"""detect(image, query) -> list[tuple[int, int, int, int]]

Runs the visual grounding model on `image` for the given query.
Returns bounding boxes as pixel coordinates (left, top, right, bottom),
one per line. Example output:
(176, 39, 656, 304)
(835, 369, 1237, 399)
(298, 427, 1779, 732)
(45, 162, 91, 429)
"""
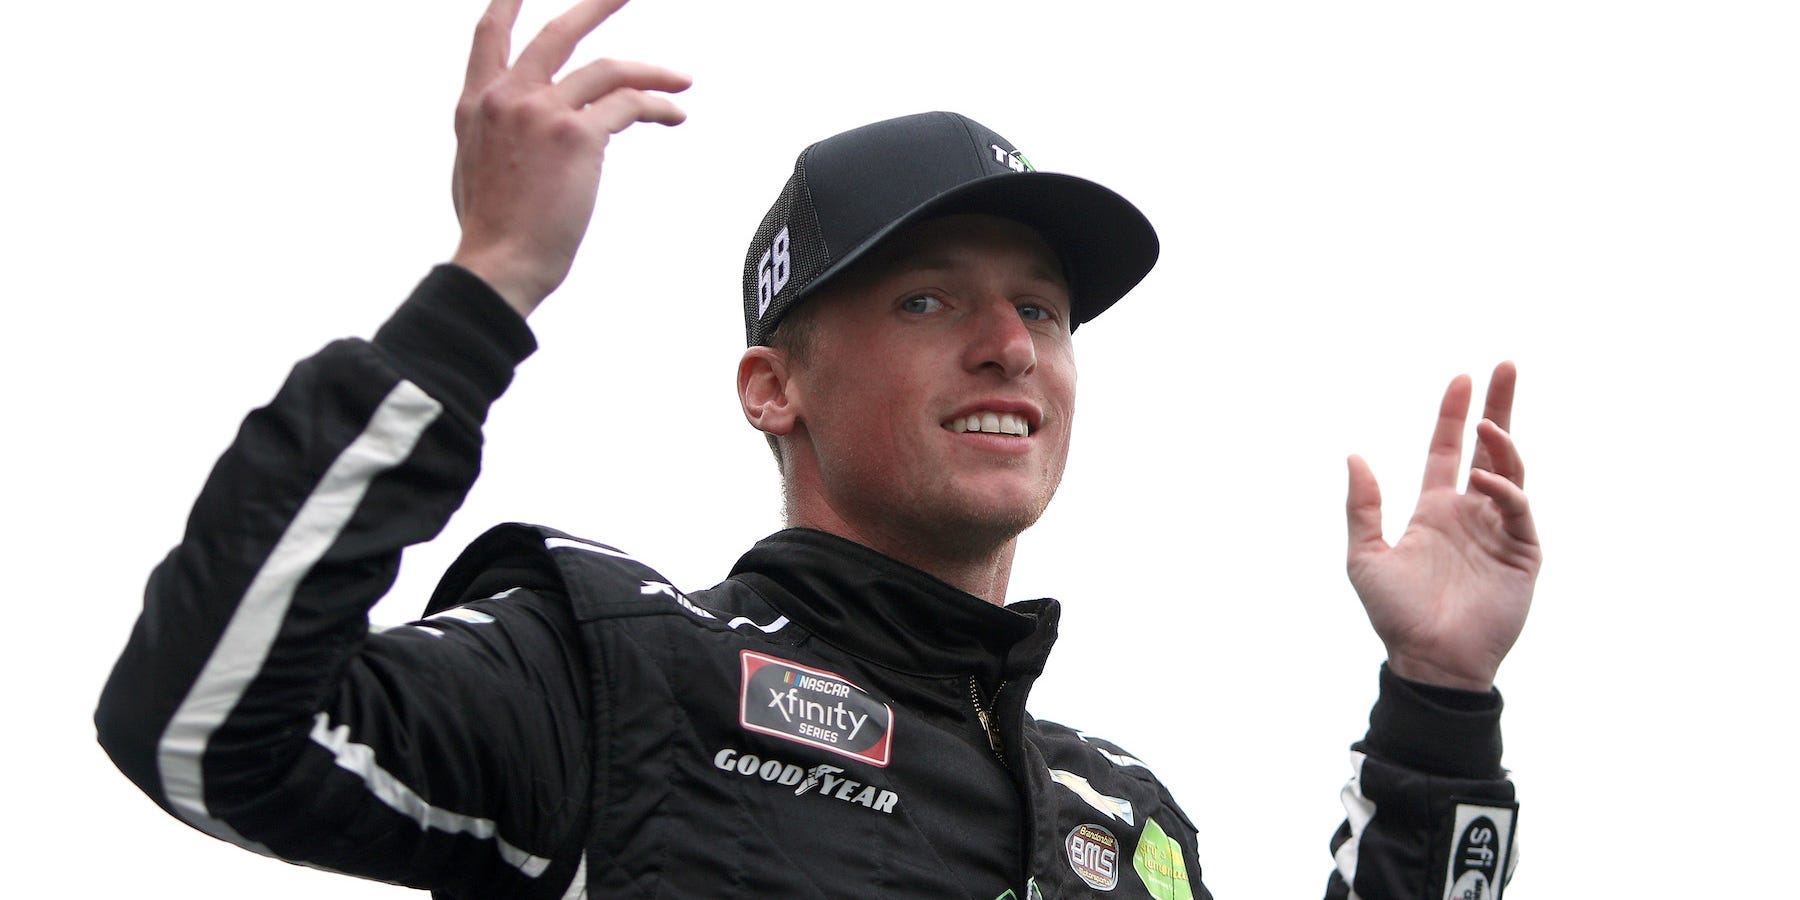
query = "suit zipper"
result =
(969, 676, 1009, 767)
(973, 675, 1033, 894)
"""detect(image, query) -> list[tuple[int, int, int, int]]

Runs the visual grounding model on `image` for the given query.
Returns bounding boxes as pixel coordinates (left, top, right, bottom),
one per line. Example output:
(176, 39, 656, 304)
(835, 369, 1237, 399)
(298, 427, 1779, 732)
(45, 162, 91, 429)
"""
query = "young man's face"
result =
(783, 213, 1077, 554)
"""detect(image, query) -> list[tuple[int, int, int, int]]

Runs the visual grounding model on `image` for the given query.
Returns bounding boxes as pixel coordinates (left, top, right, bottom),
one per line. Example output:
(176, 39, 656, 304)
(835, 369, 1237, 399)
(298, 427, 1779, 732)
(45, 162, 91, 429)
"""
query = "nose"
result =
(962, 297, 1037, 379)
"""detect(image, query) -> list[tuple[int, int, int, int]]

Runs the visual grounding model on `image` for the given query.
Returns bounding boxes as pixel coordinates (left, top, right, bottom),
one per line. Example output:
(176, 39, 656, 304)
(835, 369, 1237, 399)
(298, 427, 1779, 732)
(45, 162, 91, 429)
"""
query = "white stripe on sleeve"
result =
(544, 536, 634, 559)
(308, 712, 552, 878)
(560, 853, 588, 899)
(156, 379, 443, 853)
(1333, 749, 1375, 900)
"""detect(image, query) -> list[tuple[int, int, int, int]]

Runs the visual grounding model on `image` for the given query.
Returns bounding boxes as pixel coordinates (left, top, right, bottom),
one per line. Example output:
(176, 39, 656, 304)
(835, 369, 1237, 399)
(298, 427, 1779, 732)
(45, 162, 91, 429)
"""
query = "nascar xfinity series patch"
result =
(739, 650, 894, 766)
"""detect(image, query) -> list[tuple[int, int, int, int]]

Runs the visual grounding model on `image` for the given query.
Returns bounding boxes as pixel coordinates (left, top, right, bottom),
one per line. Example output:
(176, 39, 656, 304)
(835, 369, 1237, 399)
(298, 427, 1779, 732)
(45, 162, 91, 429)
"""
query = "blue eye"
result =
(1018, 304, 1050, 321)
(900, 295, 944, 314)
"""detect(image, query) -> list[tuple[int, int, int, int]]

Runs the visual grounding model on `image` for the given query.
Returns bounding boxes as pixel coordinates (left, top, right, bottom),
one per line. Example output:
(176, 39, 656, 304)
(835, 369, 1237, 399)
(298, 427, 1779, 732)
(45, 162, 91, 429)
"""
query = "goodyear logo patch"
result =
(711, 747, 898, 814)
(739, 651, 894, 767)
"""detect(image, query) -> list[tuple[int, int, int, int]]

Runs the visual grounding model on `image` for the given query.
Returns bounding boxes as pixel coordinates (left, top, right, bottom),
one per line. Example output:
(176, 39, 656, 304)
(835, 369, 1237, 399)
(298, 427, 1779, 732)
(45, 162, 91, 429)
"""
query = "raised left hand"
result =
(1345, 362, 1542, 692)
(450, 0, 692, 317)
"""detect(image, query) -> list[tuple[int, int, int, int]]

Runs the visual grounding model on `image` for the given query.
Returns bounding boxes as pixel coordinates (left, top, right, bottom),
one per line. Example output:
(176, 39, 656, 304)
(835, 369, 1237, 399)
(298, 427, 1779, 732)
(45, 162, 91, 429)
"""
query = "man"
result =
(96, 0, 1540, 897)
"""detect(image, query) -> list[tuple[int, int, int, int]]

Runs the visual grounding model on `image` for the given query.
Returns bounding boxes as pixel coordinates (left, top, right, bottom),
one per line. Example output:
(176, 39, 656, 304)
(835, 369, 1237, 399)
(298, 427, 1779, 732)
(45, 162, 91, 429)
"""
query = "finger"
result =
(1346, 454, 1389, 557)
(463, 0, 525, 95)
(1421, 374, 1473, 492)
(555, 57, 692, 108)
(514, 0, 631, 82)
(1469, 361, 1518, 472)
(1468, 467, 1540, 547)
(1474, 418, 1526, 487)
(580, 89, 689, 133)
(1481, 361, 1518, 432)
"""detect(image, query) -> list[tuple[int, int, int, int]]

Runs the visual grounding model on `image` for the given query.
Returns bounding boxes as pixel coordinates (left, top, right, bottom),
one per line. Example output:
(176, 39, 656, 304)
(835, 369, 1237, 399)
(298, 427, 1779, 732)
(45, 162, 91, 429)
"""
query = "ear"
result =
(738, 346, 800, 438)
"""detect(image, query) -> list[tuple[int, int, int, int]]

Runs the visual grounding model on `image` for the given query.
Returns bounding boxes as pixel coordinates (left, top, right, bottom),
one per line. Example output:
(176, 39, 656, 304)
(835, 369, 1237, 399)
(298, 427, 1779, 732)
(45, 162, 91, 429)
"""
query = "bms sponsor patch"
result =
(1132, 818, 1194, 900)
(1066, 823, 1121, 891)
(1442, 801, 1516, 900)
(739, 651, 894, 767)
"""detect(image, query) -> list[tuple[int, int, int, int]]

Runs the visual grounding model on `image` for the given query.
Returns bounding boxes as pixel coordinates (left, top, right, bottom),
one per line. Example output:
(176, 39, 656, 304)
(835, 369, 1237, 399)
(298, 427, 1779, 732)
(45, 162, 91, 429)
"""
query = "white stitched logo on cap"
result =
(991, 144, 1034, 173)
(757, 225, 792, 319)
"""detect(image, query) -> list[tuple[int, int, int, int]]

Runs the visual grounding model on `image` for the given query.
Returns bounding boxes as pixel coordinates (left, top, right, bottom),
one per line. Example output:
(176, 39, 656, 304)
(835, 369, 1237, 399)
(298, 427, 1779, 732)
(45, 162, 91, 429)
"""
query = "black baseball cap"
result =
(740, 111, 1159, 346)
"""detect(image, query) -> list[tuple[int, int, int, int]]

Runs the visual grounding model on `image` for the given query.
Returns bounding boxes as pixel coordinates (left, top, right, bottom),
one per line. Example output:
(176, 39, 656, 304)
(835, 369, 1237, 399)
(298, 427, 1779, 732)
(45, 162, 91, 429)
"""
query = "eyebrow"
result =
(890, 254, 1069, 289)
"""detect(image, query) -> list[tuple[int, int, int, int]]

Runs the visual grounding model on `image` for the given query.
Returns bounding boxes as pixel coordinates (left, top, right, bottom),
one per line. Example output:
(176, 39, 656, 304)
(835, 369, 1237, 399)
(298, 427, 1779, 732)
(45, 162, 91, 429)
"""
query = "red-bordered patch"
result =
(739, 651, 894, 767)
(1066, 823, 1121, 890)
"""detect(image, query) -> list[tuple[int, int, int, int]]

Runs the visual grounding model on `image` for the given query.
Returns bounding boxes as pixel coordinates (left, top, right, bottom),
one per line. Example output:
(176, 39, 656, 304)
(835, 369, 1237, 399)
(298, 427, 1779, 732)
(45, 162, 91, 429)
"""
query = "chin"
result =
(930, 489, 1055, 548)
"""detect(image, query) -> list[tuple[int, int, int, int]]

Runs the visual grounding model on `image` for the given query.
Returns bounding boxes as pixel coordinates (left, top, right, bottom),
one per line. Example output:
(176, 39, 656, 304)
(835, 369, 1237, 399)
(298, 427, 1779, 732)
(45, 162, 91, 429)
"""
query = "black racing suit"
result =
(96, 265, 1518, 898)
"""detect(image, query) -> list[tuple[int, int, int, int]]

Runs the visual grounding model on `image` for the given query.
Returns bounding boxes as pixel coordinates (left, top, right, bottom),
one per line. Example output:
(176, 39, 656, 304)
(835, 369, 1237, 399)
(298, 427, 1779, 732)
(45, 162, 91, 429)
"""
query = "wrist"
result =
(1384, 654, 1494, 693)
(450, 243, 551, 319)
(372, 265, 538, 428)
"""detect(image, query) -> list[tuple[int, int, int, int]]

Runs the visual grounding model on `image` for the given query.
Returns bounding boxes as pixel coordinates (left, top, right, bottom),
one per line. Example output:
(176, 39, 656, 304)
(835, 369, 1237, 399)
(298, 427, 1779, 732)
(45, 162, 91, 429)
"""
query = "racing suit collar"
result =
(730, 528, 1060, 682)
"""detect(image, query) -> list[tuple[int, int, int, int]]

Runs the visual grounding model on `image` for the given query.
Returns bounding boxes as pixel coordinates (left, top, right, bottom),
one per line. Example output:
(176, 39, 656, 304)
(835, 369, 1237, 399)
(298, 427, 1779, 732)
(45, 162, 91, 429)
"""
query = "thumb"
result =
(1346, 454, 1387, 558)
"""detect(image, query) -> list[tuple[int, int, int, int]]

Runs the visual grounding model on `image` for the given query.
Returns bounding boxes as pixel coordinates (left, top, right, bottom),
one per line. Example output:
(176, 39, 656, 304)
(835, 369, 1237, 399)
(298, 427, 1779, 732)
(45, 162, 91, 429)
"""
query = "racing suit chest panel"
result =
(430, 524, 1206, 898)
(443, 525, 1024, 897)
(586, 603, 1020, 897)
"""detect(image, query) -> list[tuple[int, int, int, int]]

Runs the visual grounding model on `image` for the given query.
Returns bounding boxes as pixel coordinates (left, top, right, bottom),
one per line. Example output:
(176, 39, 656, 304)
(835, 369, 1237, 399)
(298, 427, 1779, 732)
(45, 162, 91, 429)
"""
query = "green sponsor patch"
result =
(1133, 818, 1194, 900)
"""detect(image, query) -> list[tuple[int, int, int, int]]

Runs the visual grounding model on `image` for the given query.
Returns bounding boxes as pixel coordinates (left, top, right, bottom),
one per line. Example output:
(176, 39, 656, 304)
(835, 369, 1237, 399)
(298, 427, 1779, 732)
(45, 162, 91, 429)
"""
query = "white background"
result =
(6, 0, 1796, 896)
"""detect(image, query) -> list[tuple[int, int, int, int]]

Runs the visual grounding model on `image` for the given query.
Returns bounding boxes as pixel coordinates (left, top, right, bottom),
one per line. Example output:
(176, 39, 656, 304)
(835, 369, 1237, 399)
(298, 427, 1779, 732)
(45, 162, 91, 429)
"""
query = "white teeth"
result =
(945, 412, 1030, 437)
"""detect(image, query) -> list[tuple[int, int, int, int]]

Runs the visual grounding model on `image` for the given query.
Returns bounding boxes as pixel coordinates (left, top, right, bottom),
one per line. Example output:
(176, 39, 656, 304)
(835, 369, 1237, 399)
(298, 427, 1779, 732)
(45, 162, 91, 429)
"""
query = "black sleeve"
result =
(1324, 665, 1519, 899)
(94, 266, 591, 897)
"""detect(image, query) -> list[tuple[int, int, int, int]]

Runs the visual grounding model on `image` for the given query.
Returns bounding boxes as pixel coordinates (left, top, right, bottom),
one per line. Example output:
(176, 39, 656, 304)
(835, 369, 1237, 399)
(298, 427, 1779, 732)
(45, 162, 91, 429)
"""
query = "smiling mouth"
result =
(943, 412, 1031, 437)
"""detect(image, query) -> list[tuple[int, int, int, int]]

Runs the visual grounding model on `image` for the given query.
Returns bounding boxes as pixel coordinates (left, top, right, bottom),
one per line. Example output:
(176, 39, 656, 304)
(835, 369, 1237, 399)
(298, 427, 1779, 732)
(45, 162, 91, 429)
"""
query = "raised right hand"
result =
(450, 0, 691, 317)
(1344, 362, 1541, 692)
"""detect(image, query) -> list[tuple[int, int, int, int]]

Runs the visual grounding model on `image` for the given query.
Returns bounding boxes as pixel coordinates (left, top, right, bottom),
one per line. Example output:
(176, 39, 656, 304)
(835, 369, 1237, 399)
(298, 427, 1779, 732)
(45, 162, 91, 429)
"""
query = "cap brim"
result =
(796, 172, 1159, 330)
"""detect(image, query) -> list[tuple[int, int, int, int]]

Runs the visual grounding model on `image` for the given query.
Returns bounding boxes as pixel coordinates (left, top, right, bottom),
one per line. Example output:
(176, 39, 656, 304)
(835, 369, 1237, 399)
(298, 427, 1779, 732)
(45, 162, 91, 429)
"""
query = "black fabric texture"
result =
(1364, 663, 1506, 779)
(373, 263, 537, 431)
(731, 528, 1039, 677)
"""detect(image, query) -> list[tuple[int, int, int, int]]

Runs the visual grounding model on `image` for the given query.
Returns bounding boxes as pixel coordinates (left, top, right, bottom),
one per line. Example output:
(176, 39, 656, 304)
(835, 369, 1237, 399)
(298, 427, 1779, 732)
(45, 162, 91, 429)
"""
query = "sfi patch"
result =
(739, 651, 894, 767)
(1066, 823, 1121, 891)
(1442, 801, 1516, 900)
(1132, 818, 1194, 900)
